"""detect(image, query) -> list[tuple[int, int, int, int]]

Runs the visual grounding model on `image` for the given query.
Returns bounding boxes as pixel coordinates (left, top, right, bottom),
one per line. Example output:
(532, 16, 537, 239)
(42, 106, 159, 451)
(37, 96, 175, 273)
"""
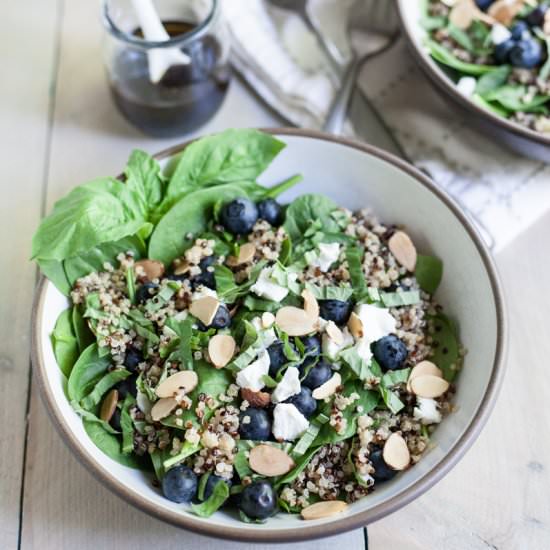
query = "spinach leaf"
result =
(283, 194, 339, 243)
(162, 129, 285, 211)
(163, 441, 201, 470)
(379, 386, 405, 414)
(191, 479, 230, 518)
(346, 245, 366, 297)
(72, 306, 95, 353)
(37, 258, 71, 295)
(426, 39, 500, 75)
(304, 282, 353, 302)
(485, 85, 550, 112)
(67, 344, 111, 402)
(31, 177, 150, 262)
(262, 174, 303, 200)
(83, 419, 145, 469)
(476, 65, 511, 97)
(150, 448, 169, 479)
(214, 261, 266, 303)
(471, 93, 511, 117)
(63, 234, 146, 287)
(71, 400, 119, 434)
(428, 313, 460, 381)
(279, 236, 292, 266)
(415, 254, 444, 294)
(51, 308, 79, 377)
(80, 368, 130, 411)
(381, 368, 410, 388)
(149, 183, 260, 266)
(120, 395, 136, 454)
(292, 413, 329, 457)
(192, 360, 232, 404)
(379, 290, 421, 308)
(340, 348, 381, 382)
(276, 445, 320, 487)
(539, 36, 550, 81)
(164, 317, 194, 369)
(447, 24, 474, 53)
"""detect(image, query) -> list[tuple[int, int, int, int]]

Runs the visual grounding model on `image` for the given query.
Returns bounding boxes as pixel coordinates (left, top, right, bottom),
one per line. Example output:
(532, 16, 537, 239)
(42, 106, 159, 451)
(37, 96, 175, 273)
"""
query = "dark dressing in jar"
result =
(109, 21, 231, 137)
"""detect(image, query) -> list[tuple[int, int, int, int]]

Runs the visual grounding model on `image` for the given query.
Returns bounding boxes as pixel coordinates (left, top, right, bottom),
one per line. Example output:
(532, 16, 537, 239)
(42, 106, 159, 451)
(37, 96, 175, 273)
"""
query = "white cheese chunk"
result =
(456, 76, 477, 98)
(271, 366, 301, 403)
(413, 397, 442, 425)
(355, 337, 373, 364)
(322, 326, 354, 359)
(355, 304, 397, 344)
(491, 23, 512, 45)
(250, 267, 289, 302)
(272, 403, 309, 441)
(235, 350, 270, 392)
(251, 317, 278, 349)
(312, 242, 341, 272)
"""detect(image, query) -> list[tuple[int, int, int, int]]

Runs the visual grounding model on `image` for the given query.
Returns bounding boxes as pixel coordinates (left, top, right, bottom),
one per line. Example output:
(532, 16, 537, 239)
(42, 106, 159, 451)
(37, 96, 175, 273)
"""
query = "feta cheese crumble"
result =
(354, 303, 397, 343)
(413, 397, 442, 425)
(272, 403, 309, 441)
(490, 23, 512, 45)
(250, 267, 289, 302)
(271, 366, 301, 403)
(322, 326, 354, 359)
(312, 242, 341, 272)
(456, 76, 477, 98)
(235, 350, 270, 391)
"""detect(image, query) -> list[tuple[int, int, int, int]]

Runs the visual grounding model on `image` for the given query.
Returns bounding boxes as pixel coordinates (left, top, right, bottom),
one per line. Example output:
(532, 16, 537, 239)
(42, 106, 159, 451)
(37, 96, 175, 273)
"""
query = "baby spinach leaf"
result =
(164, 317, 194, 369)
(415, 254, 444, 294)
(304, 282, 353, 302)
(475, 65, 511, 97)
(426, 39, 500, 75)
(83, 419, 145, 469)
(64, 235, 146, 286)
(71, 400, 119, 434)
(276, 445, 320, 488)
(262, 174, 303, 199)
(379, 386, 405, 414)
(191, 479, 230, 517)
(471, 93, 511, 117)
(162, 129, 285, 211)
(485, 85, 550, 112)
(284, 194, 339, 243)
(163, 441, 201, 470)
(340, 348, 381, 382)
(150, 448, 170, 479)
(379, 290, 421, 307)
(539, 36, 550, 81)
(447, 24, 475, 53)
(428, 313, 460, 381)
(72, 306, 95, 353)
(149, 183, 257, 266)
(80, 368, 130, 411)
(279, 236, 292, 266)
(51, 308, 79, 377)
(37, 258, 71, 295)
(346, 245, 366, 297)
(292, 413, 329, 457)
(120, 395, 136, 454)
(31, 177, 149, 262)
(67, 344, 111, 403)
(192, 360, 232, 404)
(381, 368, 410, 388)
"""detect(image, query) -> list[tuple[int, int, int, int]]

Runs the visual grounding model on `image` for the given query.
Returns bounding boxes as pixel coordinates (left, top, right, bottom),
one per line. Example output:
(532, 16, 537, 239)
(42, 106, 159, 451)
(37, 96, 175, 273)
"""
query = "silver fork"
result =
(324, 0, 400, 134)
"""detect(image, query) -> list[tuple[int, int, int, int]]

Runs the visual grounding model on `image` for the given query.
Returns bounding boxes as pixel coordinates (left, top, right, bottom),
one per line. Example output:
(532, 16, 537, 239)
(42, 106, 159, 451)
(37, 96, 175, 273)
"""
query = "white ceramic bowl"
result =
(32, 129, 507, 543)
(397, 0, 550, 162)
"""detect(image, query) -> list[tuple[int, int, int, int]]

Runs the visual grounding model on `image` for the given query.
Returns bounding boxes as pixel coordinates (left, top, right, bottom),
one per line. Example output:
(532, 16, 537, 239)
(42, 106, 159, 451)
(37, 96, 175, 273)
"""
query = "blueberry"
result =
(526, 3, 548, 27)
(509, 38, 544, 68)
(162, 465, 198, 503)
(124, 347, 143, 373)
(192, 256, 217, 290)
(239, 408, 271, 441)
(301, 360, 333, 390)
(136, 282, 159, 304)
(285, 387, 317, 418)
(370, 447, 397, 482)
(115, 374, 138, 399)
(209, 303, 231, 329)
(109, 408, 122, 432)
(238, 480, 277, 520)
(220, 198, 259, 235)
(267, 340, 295, 377)
(319, 299, 353, 325)
(257, 198, 283, 226)
(372, 335, 408, 372)
(203, 474, 232, 500)
(298, 334, 321, 356)
(494, 38, 516, 63)
(510, 21, 529, 40)
(474, 0, 494, 10)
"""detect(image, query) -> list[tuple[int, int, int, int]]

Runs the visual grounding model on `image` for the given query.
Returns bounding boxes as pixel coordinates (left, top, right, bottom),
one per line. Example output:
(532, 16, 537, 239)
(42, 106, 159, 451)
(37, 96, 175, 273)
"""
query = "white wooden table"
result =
(3, 1, 550, 548)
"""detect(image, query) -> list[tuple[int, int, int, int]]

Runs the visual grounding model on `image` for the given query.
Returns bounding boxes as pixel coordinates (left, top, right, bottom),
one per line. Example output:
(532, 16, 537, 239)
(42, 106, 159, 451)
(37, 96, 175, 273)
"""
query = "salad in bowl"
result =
(31, 129, 463, 526)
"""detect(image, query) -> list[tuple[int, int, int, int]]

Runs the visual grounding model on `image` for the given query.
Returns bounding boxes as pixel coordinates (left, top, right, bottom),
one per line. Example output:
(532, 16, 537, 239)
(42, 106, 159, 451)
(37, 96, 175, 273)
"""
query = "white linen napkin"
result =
(222, 0, 550, 251)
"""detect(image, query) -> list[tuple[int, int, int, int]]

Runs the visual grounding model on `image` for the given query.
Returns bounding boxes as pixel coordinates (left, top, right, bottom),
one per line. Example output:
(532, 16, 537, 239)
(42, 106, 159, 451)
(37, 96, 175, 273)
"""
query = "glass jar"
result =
(102, 0, 231, 137)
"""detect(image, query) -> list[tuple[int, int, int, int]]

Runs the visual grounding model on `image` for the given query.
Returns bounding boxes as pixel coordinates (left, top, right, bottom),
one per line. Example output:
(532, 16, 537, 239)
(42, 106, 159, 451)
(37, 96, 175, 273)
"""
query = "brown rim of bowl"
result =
(31, 128, 508, 543)
(395, 0, 550, 148)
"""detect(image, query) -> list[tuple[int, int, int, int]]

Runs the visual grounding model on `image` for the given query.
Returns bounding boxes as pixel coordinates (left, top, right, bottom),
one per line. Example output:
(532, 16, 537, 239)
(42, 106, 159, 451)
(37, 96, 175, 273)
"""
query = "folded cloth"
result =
(222, 0, 550, 251)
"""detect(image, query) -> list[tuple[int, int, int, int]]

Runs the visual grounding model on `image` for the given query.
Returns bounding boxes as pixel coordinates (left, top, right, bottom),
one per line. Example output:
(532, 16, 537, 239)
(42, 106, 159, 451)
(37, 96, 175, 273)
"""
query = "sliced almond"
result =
(261, 311, 275, 329)
(488, 0, 523, 25)
(388, 231, 417, 272)
(156, 370, 199, 398)
(241, 388, 271, 408)
(312, 372, 341, 400)
(348, 312, 364, 339)
(208, 334, 236, 368)
(173, 259, 191, 276)
(383, 433, 410, 471)
(301, 288, 320, 320)
(326, 321, 343, 345)
(407, 361, 443, 392)
(190, 296, 220, 326)
(249, 444, 295, 477)
(151, 397, 178, 422)
(134, 259, 165, 281)
(236, 243, 256, 264)
(100, 389, 118, 422)
(301, 500, 348, 520)
(275, 306, 318, 336)
(410, 374, 450, 398)
(449, 0, 477, 29)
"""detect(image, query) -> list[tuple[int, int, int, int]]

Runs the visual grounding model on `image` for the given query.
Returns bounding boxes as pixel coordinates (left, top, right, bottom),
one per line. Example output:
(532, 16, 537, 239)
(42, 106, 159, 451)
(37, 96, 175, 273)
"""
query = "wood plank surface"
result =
(0, 1, 60, 548)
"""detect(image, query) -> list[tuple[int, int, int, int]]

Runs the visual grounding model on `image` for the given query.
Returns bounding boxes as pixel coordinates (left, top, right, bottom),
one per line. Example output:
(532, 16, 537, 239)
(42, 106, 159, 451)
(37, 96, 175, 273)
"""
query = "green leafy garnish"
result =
(51, 308, 79, 377)
(191, 479, 230, 518)
(415, 254, 444, 294)
(428, 313, 461, 381)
